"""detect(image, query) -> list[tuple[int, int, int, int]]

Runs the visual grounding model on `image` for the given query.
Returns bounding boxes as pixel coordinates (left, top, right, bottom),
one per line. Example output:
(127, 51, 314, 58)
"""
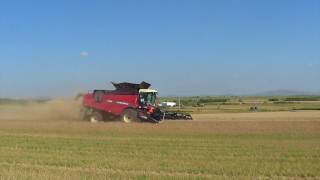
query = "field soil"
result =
(0, 102, 319, 179)
(193, 111, 320, 121)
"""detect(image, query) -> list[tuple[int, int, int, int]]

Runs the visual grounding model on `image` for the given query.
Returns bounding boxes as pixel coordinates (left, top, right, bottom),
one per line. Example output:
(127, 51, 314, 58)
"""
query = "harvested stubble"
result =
(0, 103, 319, 179)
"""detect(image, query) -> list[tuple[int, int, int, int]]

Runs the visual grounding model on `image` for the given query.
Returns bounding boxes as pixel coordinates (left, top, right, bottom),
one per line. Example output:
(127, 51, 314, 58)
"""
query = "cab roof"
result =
(139, 89, 158, 93)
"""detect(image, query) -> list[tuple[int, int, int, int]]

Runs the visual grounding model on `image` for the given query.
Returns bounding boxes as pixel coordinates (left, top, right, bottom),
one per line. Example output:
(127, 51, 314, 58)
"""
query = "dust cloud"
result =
(0, 99, 82, 121)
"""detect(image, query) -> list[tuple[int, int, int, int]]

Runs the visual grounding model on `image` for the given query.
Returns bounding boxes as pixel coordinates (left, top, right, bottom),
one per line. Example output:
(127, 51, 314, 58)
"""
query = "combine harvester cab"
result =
(81, 81, 192, 123)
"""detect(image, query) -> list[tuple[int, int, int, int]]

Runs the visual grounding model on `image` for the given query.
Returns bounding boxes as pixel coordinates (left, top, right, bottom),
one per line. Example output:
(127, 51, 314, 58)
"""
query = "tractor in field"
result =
(80, 81, 192, 123)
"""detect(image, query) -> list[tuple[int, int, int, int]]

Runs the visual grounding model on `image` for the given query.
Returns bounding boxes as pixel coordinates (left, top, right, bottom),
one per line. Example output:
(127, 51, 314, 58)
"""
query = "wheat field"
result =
(0, 103, 319, 179)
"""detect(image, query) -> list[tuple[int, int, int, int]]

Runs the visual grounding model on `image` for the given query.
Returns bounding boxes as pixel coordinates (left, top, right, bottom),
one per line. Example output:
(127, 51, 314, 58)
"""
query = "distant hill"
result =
(254, 90, 320, 96)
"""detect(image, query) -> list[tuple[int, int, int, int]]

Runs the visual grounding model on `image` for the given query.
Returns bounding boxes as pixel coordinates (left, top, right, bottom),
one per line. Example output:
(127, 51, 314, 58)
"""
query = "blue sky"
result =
(0, 0, 319, 98)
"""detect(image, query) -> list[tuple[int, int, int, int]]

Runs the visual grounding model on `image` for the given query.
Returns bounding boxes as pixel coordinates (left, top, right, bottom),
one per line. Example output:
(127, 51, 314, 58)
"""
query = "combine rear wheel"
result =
(80, 106, 89, 120)
(90, 111, 104, 123)
(120, 109, 139, 123)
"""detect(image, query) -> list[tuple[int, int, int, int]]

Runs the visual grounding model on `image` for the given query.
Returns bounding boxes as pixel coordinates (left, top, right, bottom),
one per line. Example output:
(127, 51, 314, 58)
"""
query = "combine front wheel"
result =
(121, 109, 139, 123)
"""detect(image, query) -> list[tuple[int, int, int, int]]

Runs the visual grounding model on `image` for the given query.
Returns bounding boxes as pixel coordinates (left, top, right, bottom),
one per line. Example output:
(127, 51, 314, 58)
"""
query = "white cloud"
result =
(307, 63, 313, 68)
(80, 51, 89, 57)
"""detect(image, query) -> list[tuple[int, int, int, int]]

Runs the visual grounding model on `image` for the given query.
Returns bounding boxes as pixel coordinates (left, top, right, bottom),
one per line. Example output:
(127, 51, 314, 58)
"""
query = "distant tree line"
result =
(0, 98, 48, 105)
(284, 97, 320, 101)
(268, 96, 320, 102)
(162, 98, 229, 107)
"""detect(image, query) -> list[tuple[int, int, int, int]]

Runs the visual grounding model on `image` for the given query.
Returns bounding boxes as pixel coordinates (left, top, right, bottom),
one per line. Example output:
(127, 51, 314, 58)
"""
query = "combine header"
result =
(80, 82, 192, 123)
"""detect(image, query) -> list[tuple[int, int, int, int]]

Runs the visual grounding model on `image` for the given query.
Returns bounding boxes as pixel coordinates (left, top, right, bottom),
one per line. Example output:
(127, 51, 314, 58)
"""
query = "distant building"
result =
(158, 102, 177, 107)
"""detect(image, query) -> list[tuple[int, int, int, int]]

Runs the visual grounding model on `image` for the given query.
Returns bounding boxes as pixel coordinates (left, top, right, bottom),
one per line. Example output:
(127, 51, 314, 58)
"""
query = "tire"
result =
(120, 109, 140, 123)
(89, 111, 104, 123)
(79, 106, 89, 120)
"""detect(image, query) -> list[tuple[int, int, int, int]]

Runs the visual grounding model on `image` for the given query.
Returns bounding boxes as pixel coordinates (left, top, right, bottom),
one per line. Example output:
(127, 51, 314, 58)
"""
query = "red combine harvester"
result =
(80, 81, 192, 123)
